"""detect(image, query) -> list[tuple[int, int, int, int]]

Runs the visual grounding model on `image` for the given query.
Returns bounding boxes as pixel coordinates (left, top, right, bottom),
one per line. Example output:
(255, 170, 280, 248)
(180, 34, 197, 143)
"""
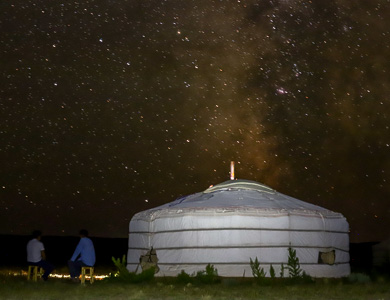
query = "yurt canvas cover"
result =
(127, 180, 350, 277)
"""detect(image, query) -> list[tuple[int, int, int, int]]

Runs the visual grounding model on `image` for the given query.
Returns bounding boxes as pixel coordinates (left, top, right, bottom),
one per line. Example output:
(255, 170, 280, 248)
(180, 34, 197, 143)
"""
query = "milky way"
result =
(1, 0, 389, 242)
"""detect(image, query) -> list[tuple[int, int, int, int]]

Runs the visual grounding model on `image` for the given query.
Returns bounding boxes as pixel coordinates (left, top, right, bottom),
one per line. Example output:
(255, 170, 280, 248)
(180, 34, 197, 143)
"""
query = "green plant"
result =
(109, 255, 155, 283)
(280, 263, 285, 278)
(131, 267, 156, 283)
(287, 247, 303, 278)
(250, 257, 267, 279)
(269, 264, 275, 279)
(195, 264, 220, 284)
(348, 273, 371, 284)
(112, 255, 130, 278)
(177, 270, 192, 284)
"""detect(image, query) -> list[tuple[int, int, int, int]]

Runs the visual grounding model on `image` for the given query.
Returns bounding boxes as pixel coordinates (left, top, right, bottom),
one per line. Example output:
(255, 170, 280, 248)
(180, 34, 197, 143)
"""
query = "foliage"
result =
(269, 264, 276, 279)
(109, 255, 155, 283)
(175, 265, 220, 284)
(250, 257, 267, 279)
(249, 257, 269, 285)
(287, 247, 303, 278)
(176, 270, 192, 284)
(195, 264, 220, 284)
(1, 266, 389, 299)
(130, 267, 156, 283)
(347, 273, 371, 284)
(280, 263, 285, 278)
(111, 255, 129, 278)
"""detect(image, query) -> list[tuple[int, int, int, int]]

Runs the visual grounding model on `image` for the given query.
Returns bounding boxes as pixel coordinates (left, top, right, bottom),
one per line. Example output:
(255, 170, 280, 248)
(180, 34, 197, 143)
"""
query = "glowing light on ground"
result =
(4, 270, 108, 280)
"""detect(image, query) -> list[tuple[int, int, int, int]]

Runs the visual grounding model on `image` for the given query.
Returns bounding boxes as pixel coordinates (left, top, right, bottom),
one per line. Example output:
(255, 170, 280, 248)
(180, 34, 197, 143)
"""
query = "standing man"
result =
(68, 229, 95, 282)
(27, 230, 54, 281)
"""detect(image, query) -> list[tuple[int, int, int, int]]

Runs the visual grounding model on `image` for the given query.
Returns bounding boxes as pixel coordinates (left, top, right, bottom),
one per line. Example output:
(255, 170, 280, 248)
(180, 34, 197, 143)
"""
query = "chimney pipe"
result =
(230, 161, 235, 180)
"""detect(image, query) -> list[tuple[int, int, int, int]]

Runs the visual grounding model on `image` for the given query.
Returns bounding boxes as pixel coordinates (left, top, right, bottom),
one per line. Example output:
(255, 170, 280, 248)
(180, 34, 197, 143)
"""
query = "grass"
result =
(1, 268, 390, 299)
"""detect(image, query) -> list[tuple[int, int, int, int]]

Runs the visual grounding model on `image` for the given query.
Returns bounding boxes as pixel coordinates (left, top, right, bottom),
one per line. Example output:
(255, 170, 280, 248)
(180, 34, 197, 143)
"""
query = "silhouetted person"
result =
(68, 229, 96, 282)
(26, 230, 54, 281)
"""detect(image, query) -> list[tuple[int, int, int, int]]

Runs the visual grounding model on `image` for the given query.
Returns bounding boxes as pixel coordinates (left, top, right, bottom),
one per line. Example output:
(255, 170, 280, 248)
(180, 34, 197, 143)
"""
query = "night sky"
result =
(1, 0, 389, 243)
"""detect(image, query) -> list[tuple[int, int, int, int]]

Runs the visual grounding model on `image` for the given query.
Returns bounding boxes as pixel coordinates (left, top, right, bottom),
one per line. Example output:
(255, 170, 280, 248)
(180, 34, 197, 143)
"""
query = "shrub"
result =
(287, 247, 303, 278)
(348, 273, 371, 284)
(131, 267, 156, 283)
(250, 257, 268, 284)
(111, 255, 130, 279)
(195, 264, 220, 284)
(250, 257, 267, 279)
(269, 264, 276, 279)
(108, 255, 155, 283)
(176, 270, 192, 284)
(280, 263, 285, 278)
(284, 248, 314, 284)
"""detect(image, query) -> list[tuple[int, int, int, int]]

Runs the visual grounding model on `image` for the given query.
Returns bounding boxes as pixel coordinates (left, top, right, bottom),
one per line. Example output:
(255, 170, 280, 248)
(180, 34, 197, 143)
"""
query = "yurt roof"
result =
(135, 179, 342, 219)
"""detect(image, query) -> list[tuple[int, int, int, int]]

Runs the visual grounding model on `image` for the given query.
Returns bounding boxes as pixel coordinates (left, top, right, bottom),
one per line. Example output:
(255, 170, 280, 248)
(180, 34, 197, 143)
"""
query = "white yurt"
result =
(127, 179, 350, 278)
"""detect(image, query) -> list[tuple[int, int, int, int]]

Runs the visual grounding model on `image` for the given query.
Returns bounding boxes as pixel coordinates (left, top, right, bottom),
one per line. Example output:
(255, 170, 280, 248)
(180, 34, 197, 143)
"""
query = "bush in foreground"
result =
(175, 264, 220, 285)
(108, 255, 155, 283)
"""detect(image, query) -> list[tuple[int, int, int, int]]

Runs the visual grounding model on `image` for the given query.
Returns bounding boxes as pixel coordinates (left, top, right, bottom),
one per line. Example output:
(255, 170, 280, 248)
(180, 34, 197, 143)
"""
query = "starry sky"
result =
(1, 0, 389, 243)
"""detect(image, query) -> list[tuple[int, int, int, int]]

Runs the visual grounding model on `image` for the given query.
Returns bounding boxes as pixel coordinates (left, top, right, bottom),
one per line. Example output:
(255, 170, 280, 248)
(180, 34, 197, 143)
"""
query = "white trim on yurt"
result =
(127, 180, 350, 278)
